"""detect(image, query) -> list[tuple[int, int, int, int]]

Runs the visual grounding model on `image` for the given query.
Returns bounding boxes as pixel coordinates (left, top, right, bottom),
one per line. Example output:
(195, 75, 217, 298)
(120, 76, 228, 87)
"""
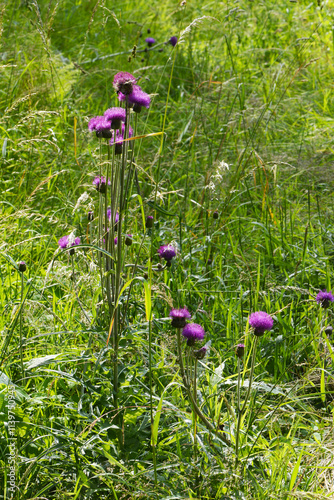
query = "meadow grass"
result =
(1, 0, 334, 498)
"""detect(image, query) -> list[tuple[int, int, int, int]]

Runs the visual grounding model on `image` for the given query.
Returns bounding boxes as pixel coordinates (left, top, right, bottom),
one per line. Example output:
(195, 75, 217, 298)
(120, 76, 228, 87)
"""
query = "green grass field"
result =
(1, 0, 334, 498)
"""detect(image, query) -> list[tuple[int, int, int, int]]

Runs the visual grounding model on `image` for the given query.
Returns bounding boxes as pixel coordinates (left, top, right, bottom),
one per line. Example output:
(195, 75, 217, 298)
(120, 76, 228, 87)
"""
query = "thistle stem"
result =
(235, 336, 258, 466)
(176, 329, 231, 447)
(19, 272, 24, 381)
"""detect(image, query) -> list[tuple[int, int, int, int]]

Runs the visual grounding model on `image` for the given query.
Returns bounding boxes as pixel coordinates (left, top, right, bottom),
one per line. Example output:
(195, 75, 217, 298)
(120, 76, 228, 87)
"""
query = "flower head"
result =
(249, 311, 273, 337)
(118, 85, 150, 110)
(93, 176, 111, 194)
(145, 215, 154, 228)
(104, 107, 126, 129)
(158, 245, 177, 262)
(88, 116, 112, 138)
(18, 261, 26, 273)
(170, 308, 191, 328)
(182, 323, 205, 346)
(235, 343, 245, 359)
(125, 234, 133, 246)
(58, 235, 81, 250)
(145, 37, 156, 47)
(316, 290, 334, 309)
(113, 71, 137, 95)
(107, 208, 119, 225)
(169, 36, 178, 47)
(109, 123, 134, 148)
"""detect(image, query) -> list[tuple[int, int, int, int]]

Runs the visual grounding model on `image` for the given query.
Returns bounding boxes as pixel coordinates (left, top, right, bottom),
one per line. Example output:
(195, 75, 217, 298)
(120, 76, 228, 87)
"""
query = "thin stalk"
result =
(19, 272, 24, 381)
(176, 329, 231, 447)
(149, 308, 157, 486)
(98, 139, 104, 302)
(235, 357, 241, 465)
(235, 336, 258, 465)
(193, 357, 198, 457)
(105, 144, 112, 315)
(71, 255, 91, 324)
(113, 103, 130, 412)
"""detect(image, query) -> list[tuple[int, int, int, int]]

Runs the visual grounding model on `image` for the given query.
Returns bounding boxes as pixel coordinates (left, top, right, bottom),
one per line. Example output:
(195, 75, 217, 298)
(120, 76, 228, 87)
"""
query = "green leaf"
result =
(25, 354, 61, 370)
(289, 447, 304, 491)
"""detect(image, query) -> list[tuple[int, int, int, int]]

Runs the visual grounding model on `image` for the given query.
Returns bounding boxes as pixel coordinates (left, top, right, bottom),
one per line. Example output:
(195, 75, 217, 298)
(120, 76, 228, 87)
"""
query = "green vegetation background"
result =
(1, 0, 334, 498)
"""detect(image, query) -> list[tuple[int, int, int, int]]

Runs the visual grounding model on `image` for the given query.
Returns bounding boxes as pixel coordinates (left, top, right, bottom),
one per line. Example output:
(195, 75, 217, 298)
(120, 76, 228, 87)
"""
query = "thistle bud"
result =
(145, 215, 154, 228)
(125, 235, 133, 246)
(18, 261, 26, 273)
(325, 325, 333, 336)
(235, 344, 245, 359)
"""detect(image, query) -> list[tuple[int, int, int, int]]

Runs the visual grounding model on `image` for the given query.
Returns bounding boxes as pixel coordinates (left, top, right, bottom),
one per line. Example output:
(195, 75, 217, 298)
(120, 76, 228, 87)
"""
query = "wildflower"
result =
(145, 37, 156, 47)
(92, 176, 111, 194)
(145, 215, 154, 228)
(118, 85, 150, 111)
(249, 311, 273, 337)
(170, 308, 191, 328)
(18, 261, 26, 273)
(107, 209, 119, 226)
(113, 71, 137, 95)
(88, 116, 112, 138)
(114, 236, 118, 245)
(58, 235, 81, 255)
(182, 323, 205, 346)
(194, 345, 208, 360)
(158, 245, 177, 265)
(316, 290, 334, 309)
(169, 36, 178, 47)
(104, 107, 126, 129)
(109, 124, 134, 154)
(235, 344, 245, 359)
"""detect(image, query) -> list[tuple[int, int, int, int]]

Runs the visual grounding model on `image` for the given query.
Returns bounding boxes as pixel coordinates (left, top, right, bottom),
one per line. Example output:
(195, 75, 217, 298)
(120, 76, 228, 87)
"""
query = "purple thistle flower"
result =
(158, 245, 177, 262)
(93, 176, 111, 194)
(235, 343, 245, 359)
(182, 323, 205, 346)
(58, 235, 81, 253)
(316, 290, 334, 309)
(109, 124, 134, 146)
(107, 208, 119, 225)
(145, 37, 156, 47)
(118, 85, 151, 111)
(169, 36, 178, 47)
(104, 107, 126, 129)
(113, 71, 137, 95)
(88, 116, 112, 138)
(170, 308, 191, 328)
(88, 116, 100, 131)
(114, 236, 118, 245)
(249, 311, 273, 337)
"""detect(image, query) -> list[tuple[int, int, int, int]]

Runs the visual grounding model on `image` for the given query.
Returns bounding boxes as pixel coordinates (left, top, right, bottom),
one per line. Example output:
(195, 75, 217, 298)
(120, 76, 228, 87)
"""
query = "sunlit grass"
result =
(0, 0, 334, 498)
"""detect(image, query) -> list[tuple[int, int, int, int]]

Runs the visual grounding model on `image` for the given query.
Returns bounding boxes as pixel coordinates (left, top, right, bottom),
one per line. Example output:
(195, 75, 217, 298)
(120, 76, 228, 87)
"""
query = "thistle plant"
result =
(171, 309, 232, 447)
(87, 70, 151, 418)
(235, 311, 274, 465)
(18, 261, 26, 380)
